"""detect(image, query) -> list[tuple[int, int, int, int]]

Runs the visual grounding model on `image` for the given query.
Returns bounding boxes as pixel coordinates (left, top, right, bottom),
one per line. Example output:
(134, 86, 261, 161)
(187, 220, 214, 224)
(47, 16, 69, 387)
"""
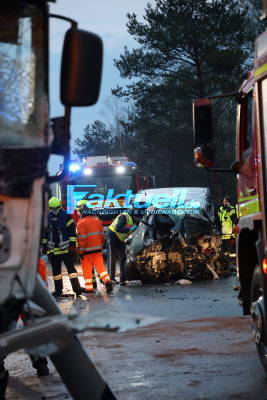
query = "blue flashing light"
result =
(123, 161, 137, 168)
(69, 163, 81, 173)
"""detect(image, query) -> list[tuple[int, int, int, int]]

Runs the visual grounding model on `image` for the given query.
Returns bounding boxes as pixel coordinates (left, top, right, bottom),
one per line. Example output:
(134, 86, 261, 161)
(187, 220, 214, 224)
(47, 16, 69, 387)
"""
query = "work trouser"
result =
(49, 252, 81, 294)
(106, 230, 126, 282)
(221, 232, 236, 255)
(81, 252, 110, 292)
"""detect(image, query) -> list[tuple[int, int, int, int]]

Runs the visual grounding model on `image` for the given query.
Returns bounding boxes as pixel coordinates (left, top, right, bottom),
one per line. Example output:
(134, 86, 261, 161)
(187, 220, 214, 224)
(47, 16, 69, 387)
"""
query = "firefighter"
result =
(42, 197, 82, 298)
(76, 202, 113, 293)
(74, 200, 98, 289)
(217, 195, 237, 255)
(106, 211, 138, 285)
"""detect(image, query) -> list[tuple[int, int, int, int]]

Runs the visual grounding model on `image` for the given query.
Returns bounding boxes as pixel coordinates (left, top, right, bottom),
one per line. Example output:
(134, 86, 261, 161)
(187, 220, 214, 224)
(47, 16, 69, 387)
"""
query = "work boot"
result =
(70, 277, 81, 294)
(75, 287, 84, 296)
(51, 290, 63, 299)
(119, 280, 126, 286)
(33, 358, 49, 377)
(105, 281, 113, 293)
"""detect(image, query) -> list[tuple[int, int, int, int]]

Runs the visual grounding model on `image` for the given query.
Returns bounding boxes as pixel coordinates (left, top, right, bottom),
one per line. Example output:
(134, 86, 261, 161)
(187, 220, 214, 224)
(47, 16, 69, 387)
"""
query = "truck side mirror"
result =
(193, 98, 214, 168)
(60, 28, 103, 106)
(50, 117, 69, 155)
(193, 98, 213, 145)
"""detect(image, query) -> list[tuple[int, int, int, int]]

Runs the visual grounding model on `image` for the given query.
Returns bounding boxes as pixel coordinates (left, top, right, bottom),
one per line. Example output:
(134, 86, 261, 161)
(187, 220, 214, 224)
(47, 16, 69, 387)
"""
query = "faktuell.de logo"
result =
(67, 186, 200, 214)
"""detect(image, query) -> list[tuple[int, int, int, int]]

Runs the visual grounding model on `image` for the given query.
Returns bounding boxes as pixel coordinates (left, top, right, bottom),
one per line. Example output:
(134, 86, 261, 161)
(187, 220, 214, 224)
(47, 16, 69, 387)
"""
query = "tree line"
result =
(74, 0, 263, 204)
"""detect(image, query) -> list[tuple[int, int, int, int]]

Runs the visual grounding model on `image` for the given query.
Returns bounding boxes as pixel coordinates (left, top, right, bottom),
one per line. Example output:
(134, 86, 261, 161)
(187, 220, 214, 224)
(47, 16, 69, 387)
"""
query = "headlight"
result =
(84, 167, 93, 175)
(69, 163, 81, 172)
(116, 166, 126, 174)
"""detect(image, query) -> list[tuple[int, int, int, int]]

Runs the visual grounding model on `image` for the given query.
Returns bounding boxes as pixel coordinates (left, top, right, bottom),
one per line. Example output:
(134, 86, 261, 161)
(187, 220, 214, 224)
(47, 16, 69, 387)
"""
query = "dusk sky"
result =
(48, 0, 153, 173)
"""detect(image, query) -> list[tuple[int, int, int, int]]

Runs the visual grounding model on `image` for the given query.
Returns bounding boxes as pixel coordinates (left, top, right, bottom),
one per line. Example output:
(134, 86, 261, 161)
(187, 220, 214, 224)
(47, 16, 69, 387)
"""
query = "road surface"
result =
(4, 265, 267, 400)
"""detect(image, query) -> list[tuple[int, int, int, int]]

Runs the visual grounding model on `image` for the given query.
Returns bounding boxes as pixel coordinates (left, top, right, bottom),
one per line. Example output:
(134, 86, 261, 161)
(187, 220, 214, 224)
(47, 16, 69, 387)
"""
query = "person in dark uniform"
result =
(42, 197, 82, 298)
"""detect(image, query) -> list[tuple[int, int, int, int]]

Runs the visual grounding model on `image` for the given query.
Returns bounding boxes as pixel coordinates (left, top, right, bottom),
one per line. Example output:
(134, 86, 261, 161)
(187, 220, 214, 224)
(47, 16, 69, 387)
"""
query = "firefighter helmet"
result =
(48, 197, 62, 210)
(75, 199, 88, 209)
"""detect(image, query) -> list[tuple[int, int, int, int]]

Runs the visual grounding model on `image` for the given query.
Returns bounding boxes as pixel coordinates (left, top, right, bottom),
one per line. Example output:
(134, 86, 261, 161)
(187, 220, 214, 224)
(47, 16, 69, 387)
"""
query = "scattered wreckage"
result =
(125, 187, 230, 283)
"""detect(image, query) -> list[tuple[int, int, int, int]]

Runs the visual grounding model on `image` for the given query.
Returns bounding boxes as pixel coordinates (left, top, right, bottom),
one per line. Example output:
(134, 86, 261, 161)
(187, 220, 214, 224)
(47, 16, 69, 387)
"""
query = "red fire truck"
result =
(192, 2, 267, 372)
(54, 155, 155, 224)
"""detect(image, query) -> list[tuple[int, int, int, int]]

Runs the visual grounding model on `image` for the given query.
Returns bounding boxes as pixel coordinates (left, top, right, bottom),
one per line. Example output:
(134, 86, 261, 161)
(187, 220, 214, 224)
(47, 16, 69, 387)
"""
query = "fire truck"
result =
(192, 1, 267, 372)
(55, 155, 155, 224)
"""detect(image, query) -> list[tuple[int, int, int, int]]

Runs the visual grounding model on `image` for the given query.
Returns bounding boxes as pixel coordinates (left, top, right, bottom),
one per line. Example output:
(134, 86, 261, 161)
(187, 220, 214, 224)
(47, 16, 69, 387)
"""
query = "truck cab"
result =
(55, 155, 155, 224)
(192, 26, 267, 372)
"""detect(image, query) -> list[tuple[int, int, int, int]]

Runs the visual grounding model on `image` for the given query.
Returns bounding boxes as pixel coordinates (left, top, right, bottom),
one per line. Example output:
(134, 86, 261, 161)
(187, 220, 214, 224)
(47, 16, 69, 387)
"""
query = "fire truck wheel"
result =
(250, 266, 267, 374)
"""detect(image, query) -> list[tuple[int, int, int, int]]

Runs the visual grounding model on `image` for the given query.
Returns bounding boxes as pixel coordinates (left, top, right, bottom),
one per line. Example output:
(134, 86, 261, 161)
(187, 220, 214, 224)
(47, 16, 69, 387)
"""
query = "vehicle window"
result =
(242, 92, 253, 162)
(139, 176, 147, 190)
(0, 4, 47, 148)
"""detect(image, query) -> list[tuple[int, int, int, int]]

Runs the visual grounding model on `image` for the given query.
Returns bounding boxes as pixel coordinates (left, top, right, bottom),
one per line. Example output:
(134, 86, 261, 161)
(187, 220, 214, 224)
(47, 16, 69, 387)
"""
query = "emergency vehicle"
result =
(192, 1, 267, 372)
(55, 155, 155, 224)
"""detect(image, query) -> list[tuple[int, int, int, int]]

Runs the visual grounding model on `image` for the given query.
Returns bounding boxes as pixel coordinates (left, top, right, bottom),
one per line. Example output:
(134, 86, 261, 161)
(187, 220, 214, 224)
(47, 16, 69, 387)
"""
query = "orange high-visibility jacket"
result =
(77, 216, 104, 254)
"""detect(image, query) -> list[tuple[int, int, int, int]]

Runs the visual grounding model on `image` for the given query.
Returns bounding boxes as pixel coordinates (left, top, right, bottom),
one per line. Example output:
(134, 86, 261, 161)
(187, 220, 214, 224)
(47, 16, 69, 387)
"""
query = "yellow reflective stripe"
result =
(238, 194, 258, 203)
(69, 237, 77, 242)
(53, 249, 69, 255)
(52, 247, 64, 252)
(78, 232, 103, 238)
(54, 274, 62, 281)
(100, 272, 108, 279)
(222, 234, 232, 239)
(81, 246, 102, 251)
(84, 279, 93, 283)
(66, 219, 75, 227)
(255, 62, 267, 78)
(42, 239, 48, 244)
(69, 273, 78, 279)
(238, 198, 260, 217)
(85, 284, 93, 289)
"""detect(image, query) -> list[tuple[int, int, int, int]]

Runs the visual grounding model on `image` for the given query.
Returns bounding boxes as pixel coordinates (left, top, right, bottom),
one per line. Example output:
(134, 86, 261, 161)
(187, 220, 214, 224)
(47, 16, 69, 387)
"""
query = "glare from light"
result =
(84, 168, 93, 175)
(116, 166, 126, 174)
(69, 163, 81, 172)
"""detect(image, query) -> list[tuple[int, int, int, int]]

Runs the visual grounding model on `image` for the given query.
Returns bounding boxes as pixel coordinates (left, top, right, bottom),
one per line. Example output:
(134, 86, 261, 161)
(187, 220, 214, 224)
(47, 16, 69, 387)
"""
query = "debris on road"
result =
(174, 279, 192, 286)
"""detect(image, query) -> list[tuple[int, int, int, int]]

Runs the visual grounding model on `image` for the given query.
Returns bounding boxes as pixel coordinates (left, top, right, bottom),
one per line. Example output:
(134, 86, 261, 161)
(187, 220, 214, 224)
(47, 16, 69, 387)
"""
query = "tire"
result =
(250, 266, 267, 373)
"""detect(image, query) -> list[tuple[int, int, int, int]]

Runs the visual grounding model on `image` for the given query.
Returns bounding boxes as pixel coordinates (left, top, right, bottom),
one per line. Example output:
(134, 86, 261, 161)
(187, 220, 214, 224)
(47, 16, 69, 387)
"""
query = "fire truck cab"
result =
(192, 24, 267, 372)
(54, 155, 155, 223)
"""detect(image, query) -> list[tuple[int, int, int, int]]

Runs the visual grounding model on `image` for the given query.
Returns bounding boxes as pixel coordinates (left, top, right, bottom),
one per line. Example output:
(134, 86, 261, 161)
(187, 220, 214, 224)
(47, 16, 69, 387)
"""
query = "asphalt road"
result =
(4, 266, 267, 400)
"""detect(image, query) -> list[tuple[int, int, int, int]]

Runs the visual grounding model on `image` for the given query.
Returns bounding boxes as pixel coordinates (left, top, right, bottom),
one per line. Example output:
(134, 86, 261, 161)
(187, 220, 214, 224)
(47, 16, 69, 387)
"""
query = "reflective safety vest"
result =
(218, 206, 236, 239)
(77, 216, 104, 254)
(109, 213, 134, 241)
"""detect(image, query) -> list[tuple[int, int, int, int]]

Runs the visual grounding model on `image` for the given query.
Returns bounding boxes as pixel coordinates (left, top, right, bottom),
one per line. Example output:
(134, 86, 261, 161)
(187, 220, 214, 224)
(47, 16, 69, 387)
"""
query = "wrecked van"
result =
(125, 187, 230, 283)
